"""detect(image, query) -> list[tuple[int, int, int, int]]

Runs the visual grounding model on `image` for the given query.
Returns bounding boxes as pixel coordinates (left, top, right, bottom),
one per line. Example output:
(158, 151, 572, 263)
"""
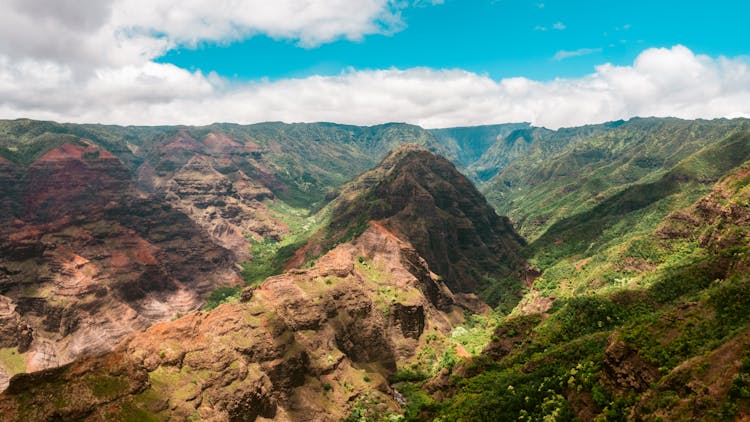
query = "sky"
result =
(1, 0, 750, 128)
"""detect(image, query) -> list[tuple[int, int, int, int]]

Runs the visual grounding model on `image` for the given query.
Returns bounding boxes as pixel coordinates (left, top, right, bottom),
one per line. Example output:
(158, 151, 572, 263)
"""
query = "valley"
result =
(0, 117, 748, 420)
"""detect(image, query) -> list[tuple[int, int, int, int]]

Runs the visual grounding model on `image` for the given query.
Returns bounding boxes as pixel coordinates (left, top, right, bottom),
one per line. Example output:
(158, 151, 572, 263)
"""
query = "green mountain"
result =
(481, 118, 750, 240)
(418, 156, 750, 421)
(430, 123, 531, 171)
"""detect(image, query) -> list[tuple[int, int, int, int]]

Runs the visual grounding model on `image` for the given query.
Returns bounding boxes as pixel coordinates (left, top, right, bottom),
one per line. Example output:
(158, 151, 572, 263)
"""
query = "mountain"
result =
(0, 120, 457, 377)
(429, 123, 531, 172)
(1, 117, 750, 420)
(418, 157, 750, 421)
(371, 120, 750, 421)
(307, 145, 526, 305)
(481, 118, 750, 241)
(0, 120, 456, 255)
(0, 147, 525, 421)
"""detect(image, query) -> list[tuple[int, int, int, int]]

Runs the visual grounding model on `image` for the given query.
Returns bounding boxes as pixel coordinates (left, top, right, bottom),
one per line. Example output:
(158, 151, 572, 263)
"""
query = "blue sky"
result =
(157, 0, 750, 82)
(2, 0, 750, 127)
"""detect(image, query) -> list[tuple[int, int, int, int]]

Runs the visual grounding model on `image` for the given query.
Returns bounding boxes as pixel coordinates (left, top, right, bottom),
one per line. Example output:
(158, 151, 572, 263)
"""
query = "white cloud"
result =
(552, 22, 566, 30)
(1, 45, 748, 129)
(553, 48, 602, 61)
(110, 0, 409, 49)
(0, 0, 414, 69)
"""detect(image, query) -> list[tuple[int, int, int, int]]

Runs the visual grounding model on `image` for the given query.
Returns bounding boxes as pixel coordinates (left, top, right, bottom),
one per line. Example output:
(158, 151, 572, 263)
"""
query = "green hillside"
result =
(400, 155, 750, 421)
(482, 118, 750, 240)
(392, 121, 750, 421)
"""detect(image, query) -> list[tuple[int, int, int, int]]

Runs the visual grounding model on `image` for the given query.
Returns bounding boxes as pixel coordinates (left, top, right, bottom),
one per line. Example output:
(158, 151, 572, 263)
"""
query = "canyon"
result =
(0, 118, 749, 420)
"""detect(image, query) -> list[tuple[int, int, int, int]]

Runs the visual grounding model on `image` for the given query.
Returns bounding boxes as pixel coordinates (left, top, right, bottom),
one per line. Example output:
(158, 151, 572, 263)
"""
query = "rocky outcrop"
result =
(0, 223, 467, 420)
(0, 140, 241, 384)
(601, 334, 659, 393)
(0, 297, 32, 352)
(136, 131, 288, 257)
(658, 163, 750, 277)
(0, 353, 150, 421)
(390, 303, 425, 340)
(631, 329, 750, 421)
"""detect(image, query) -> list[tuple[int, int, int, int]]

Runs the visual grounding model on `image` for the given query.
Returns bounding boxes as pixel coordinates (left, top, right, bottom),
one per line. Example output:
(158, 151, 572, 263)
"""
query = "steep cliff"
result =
(0, 140, 240, 387)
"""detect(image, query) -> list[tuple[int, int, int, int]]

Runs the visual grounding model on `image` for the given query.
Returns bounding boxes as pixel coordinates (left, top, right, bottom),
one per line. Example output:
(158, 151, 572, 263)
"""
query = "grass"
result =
(84, 374, 131, 400)
(0, 348, 26, 376)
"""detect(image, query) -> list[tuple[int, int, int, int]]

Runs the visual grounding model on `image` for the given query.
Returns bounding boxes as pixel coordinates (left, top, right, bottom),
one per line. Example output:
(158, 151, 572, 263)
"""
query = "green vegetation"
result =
(203, 201, 330, 310)
(397, 127, 750, 420)
(203, 286, 242, 311)
(449, 313, 496, 356)
(0, 348, 26, 377)
(240, 237, 298, 285)
(343, 392, 402, 422)
(84, 374, 131, 400)
(483, 118, 750, 242)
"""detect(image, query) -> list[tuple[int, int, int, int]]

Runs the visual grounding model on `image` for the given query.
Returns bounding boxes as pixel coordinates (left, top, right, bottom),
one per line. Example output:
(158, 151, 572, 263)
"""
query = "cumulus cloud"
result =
(0, 0, 412, 69)
(0, 2, 747, 129)
(1, 45, 748, 129)
(111, 0, 409, 49)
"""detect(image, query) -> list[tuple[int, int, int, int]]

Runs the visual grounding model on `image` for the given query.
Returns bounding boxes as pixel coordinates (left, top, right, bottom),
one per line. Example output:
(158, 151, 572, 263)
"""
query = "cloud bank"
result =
(0, 1, 749, 128)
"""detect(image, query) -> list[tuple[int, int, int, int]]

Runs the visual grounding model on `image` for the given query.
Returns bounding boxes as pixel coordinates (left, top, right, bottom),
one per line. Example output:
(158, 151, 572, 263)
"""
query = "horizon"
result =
(4, 114, 749, 132)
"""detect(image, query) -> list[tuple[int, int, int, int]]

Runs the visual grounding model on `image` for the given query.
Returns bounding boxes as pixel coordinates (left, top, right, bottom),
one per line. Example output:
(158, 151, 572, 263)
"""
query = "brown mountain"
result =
(0, 121, 456, 389)
(0, 146, 526, 420)
(310, 144, 527, 300)
(0, 140, 240, 388)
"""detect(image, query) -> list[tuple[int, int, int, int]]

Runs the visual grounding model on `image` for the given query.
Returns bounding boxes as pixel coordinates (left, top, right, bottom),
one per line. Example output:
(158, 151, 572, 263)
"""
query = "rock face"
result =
(602, 334, 659, 393)
(0, 140, 240, 388)
(0, 223, 467, 421)
(164, 154, 280, 259)
(0, 157, 23, 219)
(659, 164, 750, 250)
(325, 145, 526, 295)
(136, 130, 288, 257)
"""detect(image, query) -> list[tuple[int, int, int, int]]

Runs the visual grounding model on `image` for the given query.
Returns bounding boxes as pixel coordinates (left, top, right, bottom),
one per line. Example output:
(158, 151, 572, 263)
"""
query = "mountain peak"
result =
(323, 145, 526, 300)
